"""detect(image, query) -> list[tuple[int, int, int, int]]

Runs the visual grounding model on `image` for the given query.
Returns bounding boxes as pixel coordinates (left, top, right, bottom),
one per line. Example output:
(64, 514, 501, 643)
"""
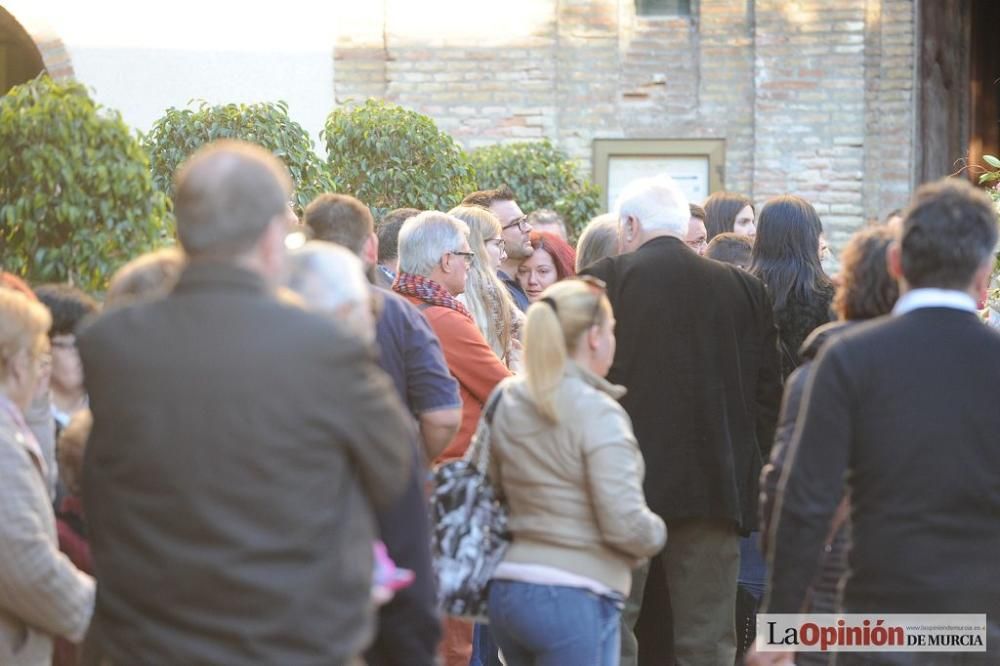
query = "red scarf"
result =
(393, 272, 471, 318)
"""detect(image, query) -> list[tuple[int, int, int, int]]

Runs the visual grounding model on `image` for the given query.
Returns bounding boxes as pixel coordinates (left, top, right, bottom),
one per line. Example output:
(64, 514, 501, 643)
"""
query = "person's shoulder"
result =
(375, 286, 422, 323)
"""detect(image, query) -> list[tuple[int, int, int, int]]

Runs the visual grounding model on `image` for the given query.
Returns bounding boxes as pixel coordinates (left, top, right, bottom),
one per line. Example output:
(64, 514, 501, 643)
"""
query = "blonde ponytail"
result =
(524, 300, 567, 423)
(523, 279, 609, 423)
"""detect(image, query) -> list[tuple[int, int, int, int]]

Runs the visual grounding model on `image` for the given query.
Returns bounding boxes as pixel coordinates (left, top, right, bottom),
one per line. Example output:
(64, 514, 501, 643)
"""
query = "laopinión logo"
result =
(756, 614, 987, 652)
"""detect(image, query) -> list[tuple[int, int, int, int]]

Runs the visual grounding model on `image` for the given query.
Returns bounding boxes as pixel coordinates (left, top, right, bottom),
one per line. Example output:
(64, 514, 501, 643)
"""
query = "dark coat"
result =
(773, 284, 835, 380)
(79, 262, 415, 666)
(760, 319, 852, 545)
(583, 237, 782, 533)
(765, 307, 1000, 628)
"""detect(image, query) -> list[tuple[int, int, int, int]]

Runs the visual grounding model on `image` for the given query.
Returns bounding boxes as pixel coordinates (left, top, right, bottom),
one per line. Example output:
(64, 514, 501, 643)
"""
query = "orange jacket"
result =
(402, 295, 511, 463)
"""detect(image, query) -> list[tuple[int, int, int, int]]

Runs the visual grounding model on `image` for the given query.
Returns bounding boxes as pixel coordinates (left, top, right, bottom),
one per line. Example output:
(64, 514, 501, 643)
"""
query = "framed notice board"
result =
(592, 139, 726, 211)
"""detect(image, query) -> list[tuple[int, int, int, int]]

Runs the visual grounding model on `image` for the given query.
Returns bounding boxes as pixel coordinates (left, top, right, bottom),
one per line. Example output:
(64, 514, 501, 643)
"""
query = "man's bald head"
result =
(173, 140, 293, 257)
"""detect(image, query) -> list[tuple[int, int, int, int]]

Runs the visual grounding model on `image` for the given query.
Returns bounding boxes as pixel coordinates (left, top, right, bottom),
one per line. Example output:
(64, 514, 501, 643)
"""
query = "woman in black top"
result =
(750, 195, 835, 380)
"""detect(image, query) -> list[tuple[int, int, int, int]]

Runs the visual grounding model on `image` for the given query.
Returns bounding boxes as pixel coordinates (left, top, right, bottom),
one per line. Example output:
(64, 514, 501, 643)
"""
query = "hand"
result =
(743, 644, 795, 666)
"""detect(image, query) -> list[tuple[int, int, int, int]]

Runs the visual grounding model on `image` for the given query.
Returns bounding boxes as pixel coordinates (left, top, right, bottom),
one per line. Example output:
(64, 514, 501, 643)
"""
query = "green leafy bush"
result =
(470, 140, 602, 240)
(323, 99, 476, 215)
(0, 75, 170, 290)
(144, 100, 336, 213)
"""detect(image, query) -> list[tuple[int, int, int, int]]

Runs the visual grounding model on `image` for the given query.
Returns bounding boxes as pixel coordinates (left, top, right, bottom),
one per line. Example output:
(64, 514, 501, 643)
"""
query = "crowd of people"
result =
(1, 137, 999, 666)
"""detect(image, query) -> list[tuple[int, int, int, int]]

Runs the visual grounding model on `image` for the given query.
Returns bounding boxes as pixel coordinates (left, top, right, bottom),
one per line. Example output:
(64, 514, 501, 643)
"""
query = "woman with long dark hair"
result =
(749, 195, 835, 379)
(703, 191, 755, 241)
(758, 226, 899, 665)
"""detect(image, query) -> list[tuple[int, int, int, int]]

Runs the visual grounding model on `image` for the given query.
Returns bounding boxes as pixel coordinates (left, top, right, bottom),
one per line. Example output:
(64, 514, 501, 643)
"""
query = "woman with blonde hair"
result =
(448, 205, 522, 370)
(0, 287, 94, 665)
(486, 278, 666, 665)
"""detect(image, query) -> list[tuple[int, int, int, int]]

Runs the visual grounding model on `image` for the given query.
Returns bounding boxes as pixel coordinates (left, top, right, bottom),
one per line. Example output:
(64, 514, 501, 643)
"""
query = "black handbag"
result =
(429, 386, 508, 622)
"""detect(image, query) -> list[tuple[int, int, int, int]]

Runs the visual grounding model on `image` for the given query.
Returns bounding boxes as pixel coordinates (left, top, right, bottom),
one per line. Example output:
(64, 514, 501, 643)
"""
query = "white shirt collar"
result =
(892, 288, 978, 316)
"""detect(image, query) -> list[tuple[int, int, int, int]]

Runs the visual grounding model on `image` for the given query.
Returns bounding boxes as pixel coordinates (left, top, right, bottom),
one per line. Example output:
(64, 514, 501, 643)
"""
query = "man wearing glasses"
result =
(391, 210, 512, 666)
(461, 185, 533, 311)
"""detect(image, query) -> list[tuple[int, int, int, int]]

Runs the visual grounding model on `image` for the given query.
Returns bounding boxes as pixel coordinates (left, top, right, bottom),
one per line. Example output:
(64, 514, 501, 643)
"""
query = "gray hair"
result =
(614, 175, 690, 238)
(527, 208, 568, 240)
(173, 140, 293, 257)
(285, 241, 373, 340)
(575, 213, 620, 272)
(397, 211, 470, 277)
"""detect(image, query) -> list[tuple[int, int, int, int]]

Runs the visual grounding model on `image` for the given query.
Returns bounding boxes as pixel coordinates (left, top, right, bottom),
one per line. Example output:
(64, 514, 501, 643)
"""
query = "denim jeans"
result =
(470, 622, 503, 666)
(487, 580, 621, 666)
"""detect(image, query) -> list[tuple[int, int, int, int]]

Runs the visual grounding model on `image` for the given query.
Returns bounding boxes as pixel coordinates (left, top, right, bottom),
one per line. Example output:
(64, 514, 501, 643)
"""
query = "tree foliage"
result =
(144, 100, 335, 213)
(323, 99, 476, 216)
(0, 75, 170, 290)
(470, 139, 601, 240)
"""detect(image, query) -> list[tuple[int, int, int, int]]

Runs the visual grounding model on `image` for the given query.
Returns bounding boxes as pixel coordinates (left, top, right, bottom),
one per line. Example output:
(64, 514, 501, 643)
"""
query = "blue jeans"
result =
(487, 580, 621, 666)
(470, 622, 503, 666)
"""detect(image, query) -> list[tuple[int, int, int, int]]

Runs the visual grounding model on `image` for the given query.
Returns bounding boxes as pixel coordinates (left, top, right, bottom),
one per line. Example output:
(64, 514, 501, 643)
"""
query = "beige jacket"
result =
(488, 363, 666, 595)
(0, 402, 94, 666)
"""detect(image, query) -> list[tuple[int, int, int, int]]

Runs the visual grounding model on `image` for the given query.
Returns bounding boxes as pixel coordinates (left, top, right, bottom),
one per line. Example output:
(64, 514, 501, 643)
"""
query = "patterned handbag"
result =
(429, 386, 509, 622)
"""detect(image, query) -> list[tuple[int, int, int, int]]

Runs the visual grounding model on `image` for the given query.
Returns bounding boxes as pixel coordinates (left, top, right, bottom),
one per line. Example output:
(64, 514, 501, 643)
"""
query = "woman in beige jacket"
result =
(486, 278, 666, 666)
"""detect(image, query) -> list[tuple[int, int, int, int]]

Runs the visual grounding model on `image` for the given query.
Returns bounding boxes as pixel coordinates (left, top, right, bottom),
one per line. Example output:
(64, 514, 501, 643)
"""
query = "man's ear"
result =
(887, 240, 904, 281)
(973, 259, 992, 306)
(363, 232, 379, 267)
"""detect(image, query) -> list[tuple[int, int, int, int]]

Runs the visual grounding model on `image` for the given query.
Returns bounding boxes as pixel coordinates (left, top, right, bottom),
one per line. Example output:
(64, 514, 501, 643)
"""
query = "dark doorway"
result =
(0, 6, 44, 95)
(915, 0, 1000, 184)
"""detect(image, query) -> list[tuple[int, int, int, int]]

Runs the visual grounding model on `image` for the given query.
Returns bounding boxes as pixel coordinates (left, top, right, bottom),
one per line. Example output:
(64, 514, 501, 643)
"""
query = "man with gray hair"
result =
(581, 175, 781, 666)
(392, 211, 511, 666)
(526, 208, 568, 241)
(79, 140, 414, 665)
(392, 211, 510, 466)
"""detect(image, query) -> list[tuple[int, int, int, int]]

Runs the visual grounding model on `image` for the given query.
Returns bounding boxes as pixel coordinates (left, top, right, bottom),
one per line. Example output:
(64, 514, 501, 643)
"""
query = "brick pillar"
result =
(699, 0, 756, 194)
(555, 0, 622, 171)
(334, 2, 388, 104)
(753, 0, 868, 246)
(862, 0, 915, 221)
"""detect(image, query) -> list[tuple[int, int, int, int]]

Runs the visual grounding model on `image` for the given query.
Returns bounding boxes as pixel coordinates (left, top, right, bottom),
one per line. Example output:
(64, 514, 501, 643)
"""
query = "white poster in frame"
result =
(592, 139, 726, 213)
(606, 155, 710, 210)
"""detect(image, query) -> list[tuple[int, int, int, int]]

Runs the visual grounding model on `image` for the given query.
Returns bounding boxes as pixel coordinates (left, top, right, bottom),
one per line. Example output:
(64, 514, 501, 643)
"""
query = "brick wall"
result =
(334, 0, 916, 243)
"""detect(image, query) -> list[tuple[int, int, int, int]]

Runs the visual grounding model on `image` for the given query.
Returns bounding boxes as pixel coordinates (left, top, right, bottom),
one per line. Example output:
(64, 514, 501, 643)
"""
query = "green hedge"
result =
(324, 99, 476, 217)
(144, 100, 336, 213)
(0, 75, 170, 290)
(470, 139, 601, 240)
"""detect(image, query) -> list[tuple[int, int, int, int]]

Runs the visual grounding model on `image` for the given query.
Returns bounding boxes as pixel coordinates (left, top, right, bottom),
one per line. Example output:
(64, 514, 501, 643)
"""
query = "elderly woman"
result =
(448, 205, 523, 370)
(285, 240, 377, 343)
(0, 287, 94, 666)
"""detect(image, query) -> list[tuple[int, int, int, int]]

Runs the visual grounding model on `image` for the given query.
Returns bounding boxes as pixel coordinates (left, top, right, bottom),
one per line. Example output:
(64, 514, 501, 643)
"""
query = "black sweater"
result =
(765, 307, 1000, 618)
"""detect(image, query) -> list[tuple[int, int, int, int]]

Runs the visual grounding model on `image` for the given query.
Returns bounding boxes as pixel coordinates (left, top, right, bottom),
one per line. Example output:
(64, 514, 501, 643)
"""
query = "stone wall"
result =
(334, 0, 917, 243)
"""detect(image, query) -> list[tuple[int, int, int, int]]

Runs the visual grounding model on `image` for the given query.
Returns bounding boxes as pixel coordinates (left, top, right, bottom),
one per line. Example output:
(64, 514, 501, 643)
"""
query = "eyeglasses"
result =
(449, 251, 475, 266)
(501, 216, 529, 233)
(486, 238, 506, 252)
(685, 238, 708, 252)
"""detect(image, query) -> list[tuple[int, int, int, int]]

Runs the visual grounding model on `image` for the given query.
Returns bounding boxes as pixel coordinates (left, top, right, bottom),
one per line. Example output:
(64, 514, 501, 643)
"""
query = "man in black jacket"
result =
(758, 178, 1000, 665)
(582, 175, 782, 665)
